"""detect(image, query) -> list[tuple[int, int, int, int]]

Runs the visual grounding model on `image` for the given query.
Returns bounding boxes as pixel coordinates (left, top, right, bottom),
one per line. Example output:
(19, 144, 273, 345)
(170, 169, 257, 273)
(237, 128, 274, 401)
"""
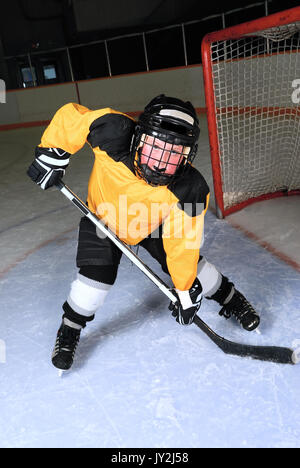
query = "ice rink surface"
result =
(0, 115, 299, 448)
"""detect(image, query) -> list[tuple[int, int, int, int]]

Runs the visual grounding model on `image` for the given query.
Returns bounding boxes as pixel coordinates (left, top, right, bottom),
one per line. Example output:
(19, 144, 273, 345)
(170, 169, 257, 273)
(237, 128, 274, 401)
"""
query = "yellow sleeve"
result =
(39, 103, 122, 154)
(39, 103, 92, 153)
(162, 201, 207, 291)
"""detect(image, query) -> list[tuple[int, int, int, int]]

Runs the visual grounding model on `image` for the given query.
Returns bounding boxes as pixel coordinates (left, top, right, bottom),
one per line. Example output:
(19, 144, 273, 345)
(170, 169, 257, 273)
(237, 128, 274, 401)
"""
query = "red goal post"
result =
(202, 7, 300, 218)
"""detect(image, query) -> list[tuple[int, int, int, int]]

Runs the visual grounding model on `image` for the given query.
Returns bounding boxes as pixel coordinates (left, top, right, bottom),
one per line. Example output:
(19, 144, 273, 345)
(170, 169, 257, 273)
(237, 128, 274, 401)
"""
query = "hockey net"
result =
(202, 7, 300, 218)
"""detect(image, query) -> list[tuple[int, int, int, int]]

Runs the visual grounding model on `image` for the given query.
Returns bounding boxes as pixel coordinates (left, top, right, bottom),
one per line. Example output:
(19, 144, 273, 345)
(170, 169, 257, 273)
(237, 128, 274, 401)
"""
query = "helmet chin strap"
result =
(141, 164, 171, 186)
(153, 166, 167, 173)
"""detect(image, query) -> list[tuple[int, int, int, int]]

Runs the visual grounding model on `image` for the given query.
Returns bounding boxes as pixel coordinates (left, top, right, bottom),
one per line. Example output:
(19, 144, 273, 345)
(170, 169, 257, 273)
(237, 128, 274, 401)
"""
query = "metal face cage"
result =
(132, 95, 200, 186)
(135, 133, 193, 186)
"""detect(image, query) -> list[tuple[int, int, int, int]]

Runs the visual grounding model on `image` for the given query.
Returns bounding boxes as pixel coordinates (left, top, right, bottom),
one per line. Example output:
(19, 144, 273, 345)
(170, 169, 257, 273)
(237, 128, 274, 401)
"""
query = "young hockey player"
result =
(27, 95, 260, 371)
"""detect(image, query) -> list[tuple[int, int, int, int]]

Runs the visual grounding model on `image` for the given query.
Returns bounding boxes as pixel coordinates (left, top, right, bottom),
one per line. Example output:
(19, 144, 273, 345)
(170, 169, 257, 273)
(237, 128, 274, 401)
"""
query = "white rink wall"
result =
(0, 65, 206, 126)
(0, 83, 79, 125)
(78, 65, 205, 112)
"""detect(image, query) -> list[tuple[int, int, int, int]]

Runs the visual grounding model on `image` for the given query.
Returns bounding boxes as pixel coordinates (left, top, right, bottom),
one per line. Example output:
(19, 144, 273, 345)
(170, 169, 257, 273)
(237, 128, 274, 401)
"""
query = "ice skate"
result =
(219, 290, 260, 331)
(52, 322, 81, 371)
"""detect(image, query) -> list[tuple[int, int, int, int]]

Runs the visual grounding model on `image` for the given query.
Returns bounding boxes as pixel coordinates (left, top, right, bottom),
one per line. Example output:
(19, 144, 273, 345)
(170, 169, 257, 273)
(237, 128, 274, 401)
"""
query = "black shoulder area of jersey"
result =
(168, 165, 210, 217)
(87, 113, 136, 162)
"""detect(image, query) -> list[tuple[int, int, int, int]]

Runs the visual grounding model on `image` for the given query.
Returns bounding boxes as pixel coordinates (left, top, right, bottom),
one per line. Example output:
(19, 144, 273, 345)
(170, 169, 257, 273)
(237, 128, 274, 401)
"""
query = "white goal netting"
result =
(210, 21, 300, 211)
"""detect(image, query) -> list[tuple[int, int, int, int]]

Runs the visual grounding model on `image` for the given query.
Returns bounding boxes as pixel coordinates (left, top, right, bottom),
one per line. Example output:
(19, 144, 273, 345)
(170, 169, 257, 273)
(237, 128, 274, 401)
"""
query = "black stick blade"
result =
(193, 316, 295, 365)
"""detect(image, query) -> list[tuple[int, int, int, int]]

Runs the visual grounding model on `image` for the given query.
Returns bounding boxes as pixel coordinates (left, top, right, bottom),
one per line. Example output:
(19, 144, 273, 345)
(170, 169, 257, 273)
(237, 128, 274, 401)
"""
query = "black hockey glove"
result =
(27, 147, 70, 190)
(169, 278, 202, 325)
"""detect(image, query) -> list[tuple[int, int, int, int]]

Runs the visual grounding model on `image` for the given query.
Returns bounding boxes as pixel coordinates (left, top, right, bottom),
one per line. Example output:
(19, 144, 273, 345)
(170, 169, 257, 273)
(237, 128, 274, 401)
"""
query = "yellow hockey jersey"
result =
(39, 103, 210, 291)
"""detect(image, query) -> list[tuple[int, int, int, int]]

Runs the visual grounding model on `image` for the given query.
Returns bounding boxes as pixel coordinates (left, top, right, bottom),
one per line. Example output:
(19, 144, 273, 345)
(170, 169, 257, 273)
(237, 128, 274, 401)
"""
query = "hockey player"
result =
(27, 95, 260, 371)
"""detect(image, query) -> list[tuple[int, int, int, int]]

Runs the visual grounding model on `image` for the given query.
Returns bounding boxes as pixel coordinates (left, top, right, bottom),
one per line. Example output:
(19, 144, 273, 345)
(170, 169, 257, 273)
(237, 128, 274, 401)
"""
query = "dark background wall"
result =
(0, 0, 299, 89)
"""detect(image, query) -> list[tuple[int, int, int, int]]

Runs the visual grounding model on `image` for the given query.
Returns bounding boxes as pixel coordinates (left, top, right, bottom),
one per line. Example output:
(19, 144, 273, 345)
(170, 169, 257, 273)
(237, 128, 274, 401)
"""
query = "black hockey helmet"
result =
(131, 94, 200, 186)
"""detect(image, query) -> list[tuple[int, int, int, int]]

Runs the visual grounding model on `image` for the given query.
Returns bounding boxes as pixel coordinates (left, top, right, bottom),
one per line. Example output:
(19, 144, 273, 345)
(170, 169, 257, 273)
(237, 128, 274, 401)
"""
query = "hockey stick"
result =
(55, 180, 295, 365)
(193, 316, 295, 364)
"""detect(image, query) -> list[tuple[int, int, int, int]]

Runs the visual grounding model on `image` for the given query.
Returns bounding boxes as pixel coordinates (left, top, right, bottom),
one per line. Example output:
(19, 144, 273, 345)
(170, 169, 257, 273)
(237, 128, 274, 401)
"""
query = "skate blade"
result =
(58, 370, 65, 377)
(240, 324, 261, 334)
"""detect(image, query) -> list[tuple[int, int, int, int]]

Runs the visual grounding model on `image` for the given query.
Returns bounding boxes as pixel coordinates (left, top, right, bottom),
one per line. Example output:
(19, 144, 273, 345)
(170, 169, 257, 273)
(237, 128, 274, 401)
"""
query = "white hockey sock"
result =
(197, 257, 235, 303)
(66, 273, 111, 324)
(63, 318, 82, 330)
(197, 257, 222, 297)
